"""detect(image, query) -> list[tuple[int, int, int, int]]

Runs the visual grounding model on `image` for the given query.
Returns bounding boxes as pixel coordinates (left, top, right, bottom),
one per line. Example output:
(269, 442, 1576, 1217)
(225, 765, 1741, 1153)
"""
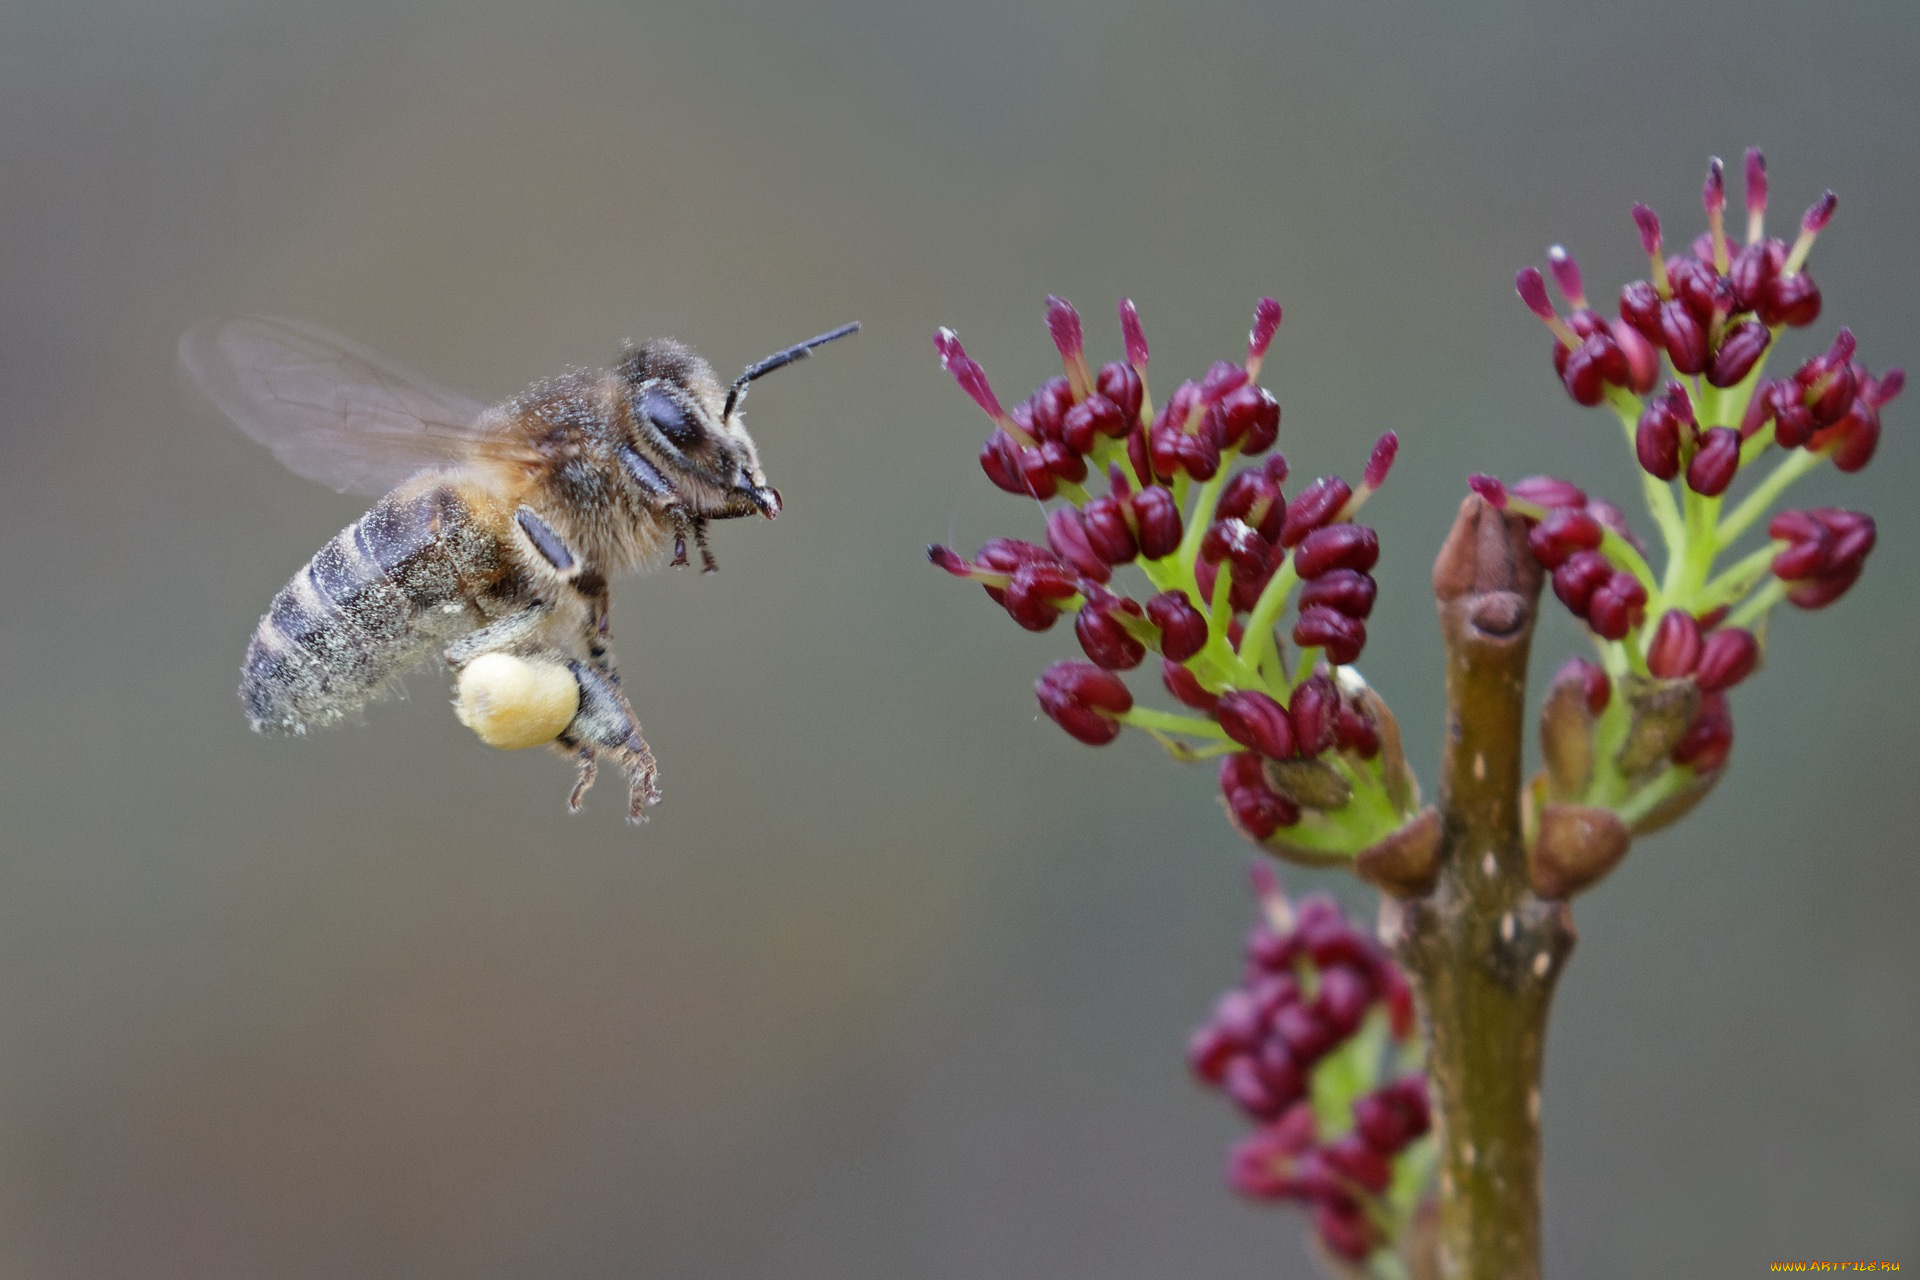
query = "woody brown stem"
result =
(1391, 496, 1576, 1280)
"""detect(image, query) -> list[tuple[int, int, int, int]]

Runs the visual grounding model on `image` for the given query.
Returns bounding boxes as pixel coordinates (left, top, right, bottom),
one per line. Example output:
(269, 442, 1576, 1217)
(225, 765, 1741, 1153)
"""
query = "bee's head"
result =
(614, 323, 856, 523)
(615, 338, 780, 521)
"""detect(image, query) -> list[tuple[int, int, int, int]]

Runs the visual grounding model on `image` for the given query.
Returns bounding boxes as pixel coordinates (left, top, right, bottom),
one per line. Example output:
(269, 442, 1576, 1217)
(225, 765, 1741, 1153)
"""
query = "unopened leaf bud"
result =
(1530, 803, 1632, 899)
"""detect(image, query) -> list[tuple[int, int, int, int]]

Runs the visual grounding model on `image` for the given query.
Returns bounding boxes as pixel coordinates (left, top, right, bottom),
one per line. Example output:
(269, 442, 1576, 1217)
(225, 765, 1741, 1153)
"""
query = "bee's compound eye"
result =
(641, 387, 699, 449)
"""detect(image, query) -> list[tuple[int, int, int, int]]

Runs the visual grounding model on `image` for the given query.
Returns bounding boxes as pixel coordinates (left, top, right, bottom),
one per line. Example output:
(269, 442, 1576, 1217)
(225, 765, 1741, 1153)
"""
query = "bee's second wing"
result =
(180, 315, 502, 495)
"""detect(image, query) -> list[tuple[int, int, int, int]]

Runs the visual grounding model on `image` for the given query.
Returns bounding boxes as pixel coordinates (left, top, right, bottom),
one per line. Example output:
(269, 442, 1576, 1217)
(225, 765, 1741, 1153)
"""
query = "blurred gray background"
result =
(2, 1, 1915, 1275)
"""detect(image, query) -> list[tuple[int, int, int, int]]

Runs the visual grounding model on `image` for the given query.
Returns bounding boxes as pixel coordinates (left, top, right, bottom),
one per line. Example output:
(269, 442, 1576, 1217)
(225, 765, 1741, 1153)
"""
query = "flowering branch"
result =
(924, 147, 1896, 1280)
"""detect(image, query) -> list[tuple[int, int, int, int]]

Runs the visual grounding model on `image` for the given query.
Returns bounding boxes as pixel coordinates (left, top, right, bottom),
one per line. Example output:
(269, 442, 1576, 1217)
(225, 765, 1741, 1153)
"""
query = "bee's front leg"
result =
(557, 659, 660, 821)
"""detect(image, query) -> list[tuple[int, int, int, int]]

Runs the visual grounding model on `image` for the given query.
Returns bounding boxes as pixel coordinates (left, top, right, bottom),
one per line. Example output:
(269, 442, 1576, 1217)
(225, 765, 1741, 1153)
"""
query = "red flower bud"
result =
(1619, 279, 1662, 338)
(1118, 298, 1149, 367)
(1646, 609, 1702, 678)
(1217, 689, 1296, 759)
(1288, 676, 1340, 757)
(1035, 661, 1132, 745)
(1551, 549, 1614, 614)
(1672, 691, 1733, 771)
(1511, 475, 1588, 509)
(1146, 590, 1209, 661)
(1280, 477, 1352, 546)
(1074, 593, 1147, 670)
(1297, 568, 1377, 619)
(1334, 702, 1381, 758)
(1220, 751, 1299, 839)
(1707, 321, 1770, 388)
(1162, 658, 1219, 712)
(1202, 518, 1276, 583)
(1003, 561, 1079, 631)
(1058, 394, 1122, 454)
(1044, 294, 1083, 363)
(1095, 361, 1144, 424)
(1027, 376, 1074, 441)
(1528, 507, 1604, 569)
(1659, 300, 1709, 374)
(1760, 271, 1821, 328)
(1218, 383, 1281, 454)
(1045, 507, 1110, 583)
(1686, 426, 1741, 497)
(1613, 317, 1660, 393)
(1553, 656, 1612, 714)
(1293, 524, 1379, 578)
(1219, 469, 1285, 542)
(1695, 627, 1758, 692)
(1081, 494, 1139, 565)
(1130, 486, 1183, 559)
(1292, 605, 1367, 665)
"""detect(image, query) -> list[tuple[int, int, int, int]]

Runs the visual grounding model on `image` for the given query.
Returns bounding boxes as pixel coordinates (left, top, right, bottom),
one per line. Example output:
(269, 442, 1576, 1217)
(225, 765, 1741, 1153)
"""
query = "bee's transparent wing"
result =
(180, 315, 502, 495)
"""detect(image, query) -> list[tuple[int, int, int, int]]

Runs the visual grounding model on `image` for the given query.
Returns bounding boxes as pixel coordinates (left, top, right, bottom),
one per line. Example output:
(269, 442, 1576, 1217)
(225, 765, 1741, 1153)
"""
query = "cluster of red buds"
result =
(1483, 151, 1898, 860)
(1190, 869, 1432, 1266)
(931, 296, 1428, 868)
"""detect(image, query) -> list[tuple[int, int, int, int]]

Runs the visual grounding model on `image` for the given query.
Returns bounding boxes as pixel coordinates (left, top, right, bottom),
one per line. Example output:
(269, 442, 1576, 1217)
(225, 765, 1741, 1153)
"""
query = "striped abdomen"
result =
(242, 479, 517, 734)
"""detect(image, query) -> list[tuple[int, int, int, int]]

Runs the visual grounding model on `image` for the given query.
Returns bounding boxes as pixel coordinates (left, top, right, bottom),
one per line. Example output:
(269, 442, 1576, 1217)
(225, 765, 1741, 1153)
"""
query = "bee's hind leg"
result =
(563, 660, 660, 821)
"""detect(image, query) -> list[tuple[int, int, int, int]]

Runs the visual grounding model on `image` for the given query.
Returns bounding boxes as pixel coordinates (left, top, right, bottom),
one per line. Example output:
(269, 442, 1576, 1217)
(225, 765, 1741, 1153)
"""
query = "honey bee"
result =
(181, 315, 858, 820)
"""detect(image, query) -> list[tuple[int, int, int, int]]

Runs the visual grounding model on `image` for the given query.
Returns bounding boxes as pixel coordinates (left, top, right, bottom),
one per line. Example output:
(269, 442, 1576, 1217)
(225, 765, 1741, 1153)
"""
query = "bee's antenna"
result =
(724, 321, 860, 420)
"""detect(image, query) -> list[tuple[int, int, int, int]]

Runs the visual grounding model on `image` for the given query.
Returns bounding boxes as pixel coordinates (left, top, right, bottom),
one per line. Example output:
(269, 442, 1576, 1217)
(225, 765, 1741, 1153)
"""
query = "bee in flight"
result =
(181, 315, 858, 821)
